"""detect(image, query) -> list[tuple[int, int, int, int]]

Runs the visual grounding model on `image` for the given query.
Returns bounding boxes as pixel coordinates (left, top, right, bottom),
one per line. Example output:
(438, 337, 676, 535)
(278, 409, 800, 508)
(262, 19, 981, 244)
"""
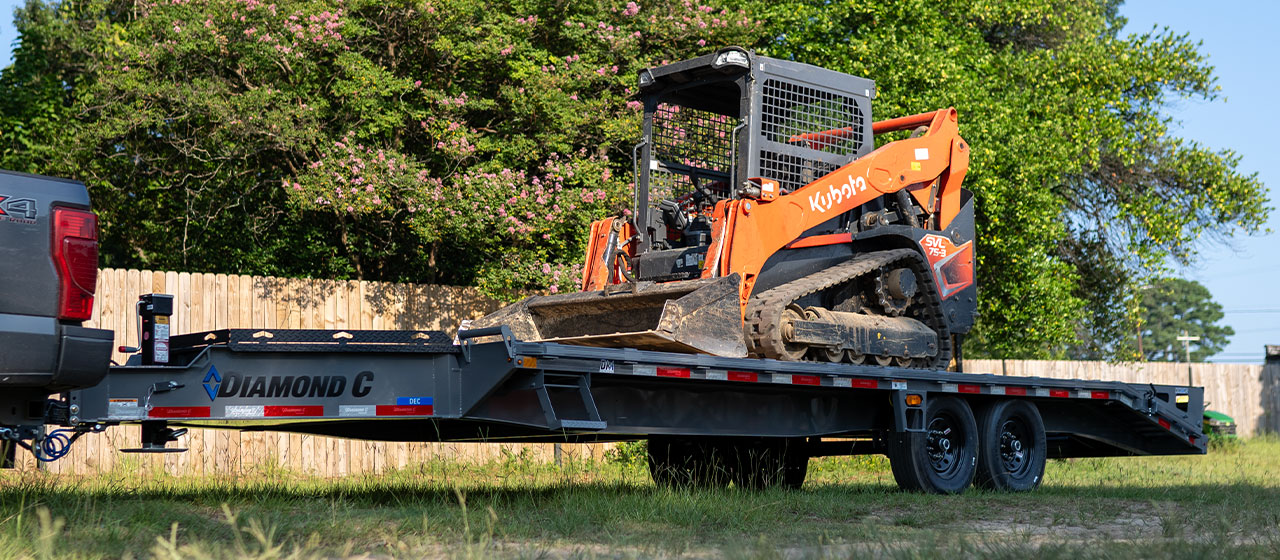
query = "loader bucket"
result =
(470, 274, 748, 357)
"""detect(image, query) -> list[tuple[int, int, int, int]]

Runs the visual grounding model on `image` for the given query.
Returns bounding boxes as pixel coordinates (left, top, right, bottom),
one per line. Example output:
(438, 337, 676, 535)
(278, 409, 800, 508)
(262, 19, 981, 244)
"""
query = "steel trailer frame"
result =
(69, 326, 1206, 462)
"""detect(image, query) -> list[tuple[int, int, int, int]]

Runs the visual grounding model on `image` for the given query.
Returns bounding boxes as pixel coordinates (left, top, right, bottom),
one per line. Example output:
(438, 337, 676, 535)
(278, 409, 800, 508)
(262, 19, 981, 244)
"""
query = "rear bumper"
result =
(54, 325, 115, 389)
(0, 313, 113, 391)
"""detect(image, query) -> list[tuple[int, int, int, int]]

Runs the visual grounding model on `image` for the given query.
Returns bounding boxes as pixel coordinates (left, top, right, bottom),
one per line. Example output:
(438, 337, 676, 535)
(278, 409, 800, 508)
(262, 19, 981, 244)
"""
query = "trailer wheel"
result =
(975, 400, 1046, 492)
(887, 396, 978, 494)
(647, 437, 730, 488)
(725, 439, 808, 490)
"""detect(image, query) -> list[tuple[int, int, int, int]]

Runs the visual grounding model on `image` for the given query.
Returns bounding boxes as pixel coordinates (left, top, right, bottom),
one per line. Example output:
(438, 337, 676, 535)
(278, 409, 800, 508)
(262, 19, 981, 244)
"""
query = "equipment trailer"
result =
(61, 309, 1206, 494)
(4, 49, 1208, 494)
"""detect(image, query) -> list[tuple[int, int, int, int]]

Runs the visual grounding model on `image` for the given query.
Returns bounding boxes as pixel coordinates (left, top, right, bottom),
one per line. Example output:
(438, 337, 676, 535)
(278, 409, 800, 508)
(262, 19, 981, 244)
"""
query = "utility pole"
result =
(1135, 284, 1152, 360)
(1176, 331, 1200, 387)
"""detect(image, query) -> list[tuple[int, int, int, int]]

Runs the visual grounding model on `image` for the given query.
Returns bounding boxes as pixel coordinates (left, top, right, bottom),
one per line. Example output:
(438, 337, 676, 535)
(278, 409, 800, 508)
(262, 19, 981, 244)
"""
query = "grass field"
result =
(2, 438, 1279, 559)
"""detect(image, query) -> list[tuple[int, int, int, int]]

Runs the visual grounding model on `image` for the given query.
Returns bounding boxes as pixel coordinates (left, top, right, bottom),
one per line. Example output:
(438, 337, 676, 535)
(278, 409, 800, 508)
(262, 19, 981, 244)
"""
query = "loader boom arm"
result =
(703, 108, 970, 306)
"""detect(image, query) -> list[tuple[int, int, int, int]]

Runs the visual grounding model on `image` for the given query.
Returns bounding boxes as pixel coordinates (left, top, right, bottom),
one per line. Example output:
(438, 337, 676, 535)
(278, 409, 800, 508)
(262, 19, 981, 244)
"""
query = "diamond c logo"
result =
(203, 366, 221, 401)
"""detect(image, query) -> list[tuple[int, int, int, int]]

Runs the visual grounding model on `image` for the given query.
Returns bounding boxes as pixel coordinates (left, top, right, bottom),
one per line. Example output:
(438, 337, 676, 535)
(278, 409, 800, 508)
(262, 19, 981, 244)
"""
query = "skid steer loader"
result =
(473, 47, 978, 368)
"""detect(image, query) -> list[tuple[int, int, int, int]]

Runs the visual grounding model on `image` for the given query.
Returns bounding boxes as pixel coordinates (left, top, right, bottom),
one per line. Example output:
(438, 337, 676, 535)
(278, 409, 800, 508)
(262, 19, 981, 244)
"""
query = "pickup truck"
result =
(0, 170, 113, 440)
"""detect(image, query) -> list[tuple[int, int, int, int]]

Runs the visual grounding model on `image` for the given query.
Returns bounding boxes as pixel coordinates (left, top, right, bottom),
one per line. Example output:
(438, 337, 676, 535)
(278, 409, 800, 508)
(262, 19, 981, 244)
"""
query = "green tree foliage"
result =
(748, 0, 1267, 358)
(1136, 278, 1233, 362)
(0, 0, 1268, 359)
(0, 0, 759, 296)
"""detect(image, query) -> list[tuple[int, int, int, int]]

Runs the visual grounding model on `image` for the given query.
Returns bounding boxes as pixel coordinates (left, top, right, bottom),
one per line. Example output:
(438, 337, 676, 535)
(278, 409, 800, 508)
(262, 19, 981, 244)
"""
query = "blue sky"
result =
(1121, 1, 1280, 362)
(0, 1, 15, 65)
(1, 1, 1275, 362)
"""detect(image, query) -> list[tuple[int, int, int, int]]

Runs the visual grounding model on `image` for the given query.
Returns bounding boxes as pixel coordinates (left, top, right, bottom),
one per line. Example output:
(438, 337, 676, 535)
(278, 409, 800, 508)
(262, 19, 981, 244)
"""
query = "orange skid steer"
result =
(474, 48, 977, 368)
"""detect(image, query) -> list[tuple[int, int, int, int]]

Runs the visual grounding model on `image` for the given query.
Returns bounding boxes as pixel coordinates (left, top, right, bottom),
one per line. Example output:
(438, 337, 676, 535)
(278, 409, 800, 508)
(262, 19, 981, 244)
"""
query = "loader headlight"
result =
(713, 48, 750, 71)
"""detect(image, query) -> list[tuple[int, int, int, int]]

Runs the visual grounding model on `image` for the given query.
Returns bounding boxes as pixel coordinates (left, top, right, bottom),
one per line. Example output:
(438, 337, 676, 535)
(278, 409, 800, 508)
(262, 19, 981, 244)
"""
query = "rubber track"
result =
(744, 249, 953, 369)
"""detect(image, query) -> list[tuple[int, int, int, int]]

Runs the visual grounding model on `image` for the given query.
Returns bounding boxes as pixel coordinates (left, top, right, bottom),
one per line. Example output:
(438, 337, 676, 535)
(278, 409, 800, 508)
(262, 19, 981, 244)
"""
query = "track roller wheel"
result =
(888, 397, 978, 494)
(776, 305, 809, 361)
(824, 348, 846, 362)
(974, 400, 1046, 492)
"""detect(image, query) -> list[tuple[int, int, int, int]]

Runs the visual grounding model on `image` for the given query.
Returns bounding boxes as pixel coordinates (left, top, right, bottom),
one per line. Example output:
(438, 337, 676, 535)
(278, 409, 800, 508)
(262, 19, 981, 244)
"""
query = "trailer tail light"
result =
(52, 207, 99, 321)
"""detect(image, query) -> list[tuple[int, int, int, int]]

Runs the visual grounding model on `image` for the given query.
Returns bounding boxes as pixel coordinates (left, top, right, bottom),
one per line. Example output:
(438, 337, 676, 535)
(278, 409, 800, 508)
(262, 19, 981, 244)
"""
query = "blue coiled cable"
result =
(37, 429, 77, 462)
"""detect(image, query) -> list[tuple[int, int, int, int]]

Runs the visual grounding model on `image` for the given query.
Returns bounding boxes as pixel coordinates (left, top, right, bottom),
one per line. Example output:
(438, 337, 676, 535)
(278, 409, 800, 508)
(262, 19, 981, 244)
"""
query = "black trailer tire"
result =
(648, 438, 696, 487)
(887, 396, 979, 494)
(886, 432, 923, 492)
(647, 439, 680, 487)
(725, 439, 808, 490)
(648, 438, 730, 488)
(974, 400, 1046, 492)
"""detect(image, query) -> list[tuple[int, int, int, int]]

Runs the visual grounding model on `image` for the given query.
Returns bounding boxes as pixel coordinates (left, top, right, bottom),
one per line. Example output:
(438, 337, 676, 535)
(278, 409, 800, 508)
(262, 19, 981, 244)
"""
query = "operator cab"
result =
(632, 47, 877, 280)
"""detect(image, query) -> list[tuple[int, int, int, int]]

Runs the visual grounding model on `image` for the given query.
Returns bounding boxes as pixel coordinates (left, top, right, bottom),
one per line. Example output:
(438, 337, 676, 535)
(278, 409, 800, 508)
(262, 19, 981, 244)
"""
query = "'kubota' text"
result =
(808, 174, 868, 214)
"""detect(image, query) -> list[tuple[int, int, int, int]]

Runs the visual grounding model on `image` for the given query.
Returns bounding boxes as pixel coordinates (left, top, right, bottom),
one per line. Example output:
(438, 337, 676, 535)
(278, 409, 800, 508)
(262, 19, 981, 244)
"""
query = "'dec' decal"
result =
(920, 234, 974, 299)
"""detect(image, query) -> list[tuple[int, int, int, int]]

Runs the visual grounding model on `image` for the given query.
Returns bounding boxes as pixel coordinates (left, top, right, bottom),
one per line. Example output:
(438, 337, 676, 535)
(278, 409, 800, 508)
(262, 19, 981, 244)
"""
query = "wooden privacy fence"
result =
(11, 268, 1278, 476)
(92, 268, 503, 366)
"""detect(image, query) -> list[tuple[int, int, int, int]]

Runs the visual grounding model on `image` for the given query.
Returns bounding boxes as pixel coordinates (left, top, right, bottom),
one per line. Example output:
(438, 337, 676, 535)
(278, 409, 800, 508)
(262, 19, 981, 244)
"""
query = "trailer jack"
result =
(121, 421, 188, 453)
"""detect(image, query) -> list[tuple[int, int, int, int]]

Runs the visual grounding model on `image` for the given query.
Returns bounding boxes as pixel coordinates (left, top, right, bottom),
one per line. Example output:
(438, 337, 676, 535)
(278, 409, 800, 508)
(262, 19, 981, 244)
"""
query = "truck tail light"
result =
(52, 207, 99, 321)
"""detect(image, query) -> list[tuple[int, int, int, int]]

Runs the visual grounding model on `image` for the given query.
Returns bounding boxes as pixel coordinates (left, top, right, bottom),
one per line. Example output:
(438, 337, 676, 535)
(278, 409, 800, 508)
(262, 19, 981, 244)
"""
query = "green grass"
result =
(3, 438, 1280, 559)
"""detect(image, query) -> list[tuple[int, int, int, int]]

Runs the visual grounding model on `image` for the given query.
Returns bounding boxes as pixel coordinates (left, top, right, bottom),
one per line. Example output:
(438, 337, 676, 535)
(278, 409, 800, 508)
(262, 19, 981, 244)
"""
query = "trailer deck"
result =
(70, 326, 1206, 461)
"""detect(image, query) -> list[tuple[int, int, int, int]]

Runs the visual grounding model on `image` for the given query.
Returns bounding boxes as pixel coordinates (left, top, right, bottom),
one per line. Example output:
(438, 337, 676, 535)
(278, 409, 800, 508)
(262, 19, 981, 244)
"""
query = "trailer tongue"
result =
(61, 319, 1205, 493)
